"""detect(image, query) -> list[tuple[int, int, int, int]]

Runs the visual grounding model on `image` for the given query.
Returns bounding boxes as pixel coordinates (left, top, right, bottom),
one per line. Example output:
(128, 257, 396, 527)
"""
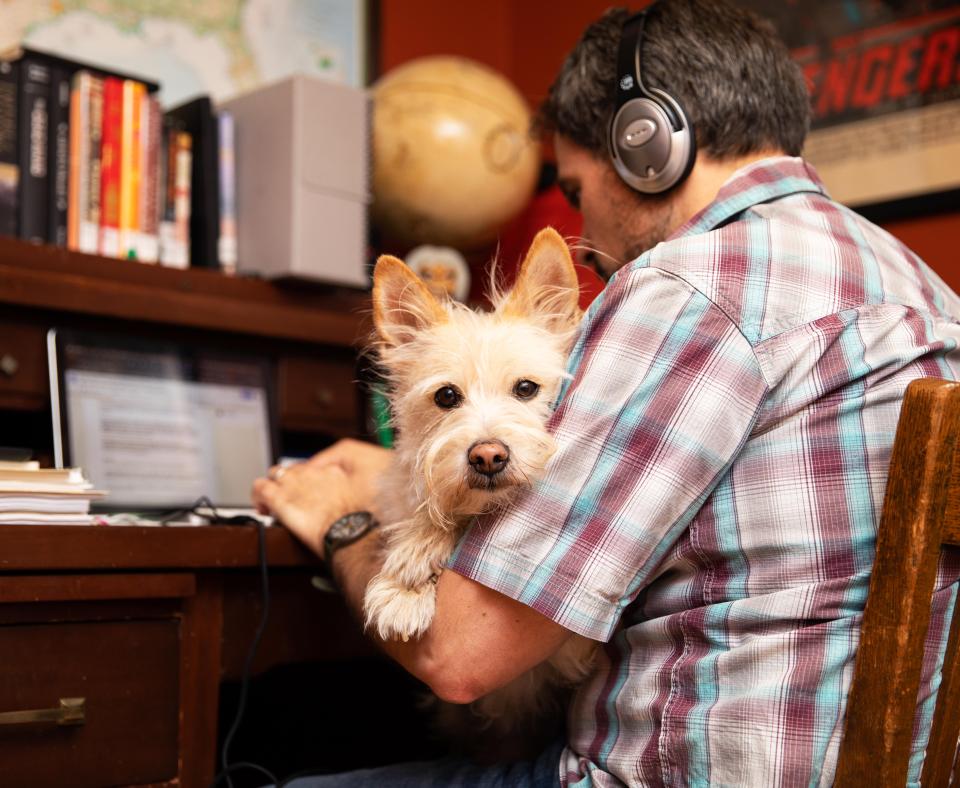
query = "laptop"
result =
(48, 328, 278, 514)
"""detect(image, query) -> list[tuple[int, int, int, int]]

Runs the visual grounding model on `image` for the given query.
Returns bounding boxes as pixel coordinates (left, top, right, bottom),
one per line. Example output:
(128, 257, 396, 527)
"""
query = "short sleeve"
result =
(448, 266, 769, 641)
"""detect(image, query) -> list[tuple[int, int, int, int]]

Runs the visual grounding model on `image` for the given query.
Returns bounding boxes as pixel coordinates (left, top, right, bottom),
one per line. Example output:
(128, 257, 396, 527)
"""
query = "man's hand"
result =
(252, 437, 576, 704)
(251, 438, 393, 557)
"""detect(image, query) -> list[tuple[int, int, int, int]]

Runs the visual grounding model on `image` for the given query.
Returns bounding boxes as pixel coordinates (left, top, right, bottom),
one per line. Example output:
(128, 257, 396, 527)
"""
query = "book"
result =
(165, 96, 219, 268)
(217, 110, 237, 273)
(0, 497, 93, 513)
(0, 512, 95, 525)
(66, 70, 84, 249)
(159, 128, 191, 269)
(119, 79, 143, 259)
(85, 75, 103, 254)
(0, 466, 88, 484)
(67, 71, 104, 253)
(0, 460, 39, 471)
(17, 57, 50, 244)
(0, 483, 101, 494)
(98, 76, 122, 257)
(47, 65, 70, 246)
(138, 94, 160, 262)
(0, 60, 17, 238)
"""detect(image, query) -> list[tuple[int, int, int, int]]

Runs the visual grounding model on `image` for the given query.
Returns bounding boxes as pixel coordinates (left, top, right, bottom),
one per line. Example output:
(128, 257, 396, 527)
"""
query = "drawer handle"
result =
(0, 354, 18, 378)
(314, 387, 335, 407)
(0, 697, 86, 727)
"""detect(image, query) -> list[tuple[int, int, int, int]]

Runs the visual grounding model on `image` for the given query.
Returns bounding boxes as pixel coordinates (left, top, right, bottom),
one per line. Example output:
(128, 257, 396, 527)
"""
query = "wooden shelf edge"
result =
(0, 525, 321, 570)
(0, 237, 370, 345)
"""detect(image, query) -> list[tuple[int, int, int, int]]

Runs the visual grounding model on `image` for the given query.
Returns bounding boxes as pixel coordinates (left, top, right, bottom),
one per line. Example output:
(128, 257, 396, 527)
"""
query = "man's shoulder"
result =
(631, 191, 954, 345)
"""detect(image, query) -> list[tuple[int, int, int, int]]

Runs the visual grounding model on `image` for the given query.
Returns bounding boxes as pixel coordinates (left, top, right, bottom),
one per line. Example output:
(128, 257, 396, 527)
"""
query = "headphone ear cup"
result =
(609, 91, 695, 194)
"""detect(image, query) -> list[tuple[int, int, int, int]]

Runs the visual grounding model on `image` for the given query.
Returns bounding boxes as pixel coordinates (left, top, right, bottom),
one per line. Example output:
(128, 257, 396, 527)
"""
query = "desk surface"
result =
(0, 524, 320, 571)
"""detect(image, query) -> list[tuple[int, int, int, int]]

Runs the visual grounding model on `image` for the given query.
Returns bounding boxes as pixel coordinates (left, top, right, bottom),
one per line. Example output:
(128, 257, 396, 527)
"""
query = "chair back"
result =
(836, 378, 960, 786)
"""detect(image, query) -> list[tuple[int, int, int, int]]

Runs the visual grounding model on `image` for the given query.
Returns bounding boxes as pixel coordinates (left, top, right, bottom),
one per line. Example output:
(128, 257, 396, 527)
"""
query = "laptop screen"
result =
(49, 329, 276, 511)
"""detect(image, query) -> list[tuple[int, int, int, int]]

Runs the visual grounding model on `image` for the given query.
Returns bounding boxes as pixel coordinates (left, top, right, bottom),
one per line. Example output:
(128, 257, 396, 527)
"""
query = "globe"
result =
(371, 56, 541, 250)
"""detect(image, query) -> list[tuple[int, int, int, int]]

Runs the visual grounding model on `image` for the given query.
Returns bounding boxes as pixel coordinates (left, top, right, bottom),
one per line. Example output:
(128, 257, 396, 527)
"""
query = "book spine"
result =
(119, 79, 142, 260)
(0, 61, 18, 238)
(98, 76, 122, 257)
(17, 58, 50, 244)
(67, 71, 87, 250)
(217, 110, 237, 274)
(47, 66, 70, 246)
(84, 76, 103, 255)
(171, 131, 192, 269)
(139, 95, 160, 263)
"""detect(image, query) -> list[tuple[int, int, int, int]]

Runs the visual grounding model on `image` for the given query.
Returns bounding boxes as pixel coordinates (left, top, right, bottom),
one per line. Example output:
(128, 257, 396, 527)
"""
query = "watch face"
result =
(329, 511, 372, 541)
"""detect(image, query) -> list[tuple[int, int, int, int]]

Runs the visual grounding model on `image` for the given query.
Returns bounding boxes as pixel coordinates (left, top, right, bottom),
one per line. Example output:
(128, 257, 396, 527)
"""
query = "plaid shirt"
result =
(450, 157, 960, 787)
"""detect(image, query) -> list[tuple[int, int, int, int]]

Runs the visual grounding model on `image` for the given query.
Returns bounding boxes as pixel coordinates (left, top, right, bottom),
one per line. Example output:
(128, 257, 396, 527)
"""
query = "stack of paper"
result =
(0, 461, 106, 525)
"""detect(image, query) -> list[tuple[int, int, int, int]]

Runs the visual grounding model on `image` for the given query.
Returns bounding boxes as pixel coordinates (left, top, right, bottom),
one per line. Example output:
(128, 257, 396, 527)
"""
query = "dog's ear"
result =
(502, 227, 581, 330)
(373, 255, 448, 345)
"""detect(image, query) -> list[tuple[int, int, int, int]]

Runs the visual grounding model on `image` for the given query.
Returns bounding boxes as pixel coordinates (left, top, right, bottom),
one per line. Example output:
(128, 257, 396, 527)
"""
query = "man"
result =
(254, 1, 960, 784)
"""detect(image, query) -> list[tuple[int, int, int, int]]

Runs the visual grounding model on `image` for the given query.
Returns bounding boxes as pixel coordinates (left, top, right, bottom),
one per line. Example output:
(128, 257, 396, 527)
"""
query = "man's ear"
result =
(501, 227, 581, 331)
(372, 255, 448, 346)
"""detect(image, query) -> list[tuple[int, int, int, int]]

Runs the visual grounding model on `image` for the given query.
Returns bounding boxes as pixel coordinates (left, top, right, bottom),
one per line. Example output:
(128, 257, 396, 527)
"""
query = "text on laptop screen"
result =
(60, 341, 273, 510)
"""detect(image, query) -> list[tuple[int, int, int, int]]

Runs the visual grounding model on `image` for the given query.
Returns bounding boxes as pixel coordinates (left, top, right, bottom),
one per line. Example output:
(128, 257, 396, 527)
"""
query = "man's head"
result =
(539, 0, 810, 278)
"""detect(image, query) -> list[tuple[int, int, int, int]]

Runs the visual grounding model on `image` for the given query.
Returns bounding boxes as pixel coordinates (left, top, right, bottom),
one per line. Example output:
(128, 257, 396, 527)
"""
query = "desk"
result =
(0, 236, 380, 785)
(0, 524, 375, 787)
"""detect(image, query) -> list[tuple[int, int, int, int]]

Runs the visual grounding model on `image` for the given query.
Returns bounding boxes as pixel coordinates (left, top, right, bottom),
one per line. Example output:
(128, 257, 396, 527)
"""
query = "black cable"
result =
(206, 515, 277, 788)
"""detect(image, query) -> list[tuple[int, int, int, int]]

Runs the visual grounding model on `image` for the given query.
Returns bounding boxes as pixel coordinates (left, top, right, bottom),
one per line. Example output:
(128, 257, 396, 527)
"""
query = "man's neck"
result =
(672, 149, 786, 232)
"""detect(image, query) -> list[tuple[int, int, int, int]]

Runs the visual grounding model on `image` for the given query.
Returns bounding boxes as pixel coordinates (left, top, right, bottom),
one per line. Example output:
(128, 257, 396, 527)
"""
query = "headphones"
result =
(609, 6, 696, 194)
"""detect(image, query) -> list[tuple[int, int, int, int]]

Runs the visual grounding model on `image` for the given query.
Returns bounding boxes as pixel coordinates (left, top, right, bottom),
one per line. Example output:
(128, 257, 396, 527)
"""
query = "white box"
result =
(221, 75, 369, 287)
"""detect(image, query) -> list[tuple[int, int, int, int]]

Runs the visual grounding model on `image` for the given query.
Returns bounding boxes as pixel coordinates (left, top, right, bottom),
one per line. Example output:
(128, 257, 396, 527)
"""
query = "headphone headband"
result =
(608, 5, 695, 194)
(615, 12, 650, 106)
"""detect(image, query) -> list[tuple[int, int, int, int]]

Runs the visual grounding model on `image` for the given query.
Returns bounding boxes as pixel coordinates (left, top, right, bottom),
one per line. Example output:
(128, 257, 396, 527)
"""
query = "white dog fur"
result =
(365, 227, 597, 730)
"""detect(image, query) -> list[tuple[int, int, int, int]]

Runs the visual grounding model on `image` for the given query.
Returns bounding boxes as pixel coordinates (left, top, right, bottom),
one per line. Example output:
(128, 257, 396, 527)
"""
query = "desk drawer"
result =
(0, 319, 47, 409)
(0, 618, 180, 787)
(279, 355, 362, 435)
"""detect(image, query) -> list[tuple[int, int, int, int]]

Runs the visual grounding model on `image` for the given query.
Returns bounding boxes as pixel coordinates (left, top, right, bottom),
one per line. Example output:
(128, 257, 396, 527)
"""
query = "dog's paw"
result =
(364, 574, 437, 641)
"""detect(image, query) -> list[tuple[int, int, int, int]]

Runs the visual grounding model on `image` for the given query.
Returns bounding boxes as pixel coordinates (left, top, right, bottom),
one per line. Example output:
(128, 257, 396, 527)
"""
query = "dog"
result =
(364, 227, 597, 737)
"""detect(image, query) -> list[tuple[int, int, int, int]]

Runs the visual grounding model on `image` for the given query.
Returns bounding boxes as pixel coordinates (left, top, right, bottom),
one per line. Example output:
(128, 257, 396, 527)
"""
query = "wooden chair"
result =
(836, 378, 960, 787)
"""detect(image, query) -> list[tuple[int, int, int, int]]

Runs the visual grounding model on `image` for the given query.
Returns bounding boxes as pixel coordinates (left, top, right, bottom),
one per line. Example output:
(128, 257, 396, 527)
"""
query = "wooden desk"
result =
(0, 237, 379, 785)
(0, 524, 373, 788)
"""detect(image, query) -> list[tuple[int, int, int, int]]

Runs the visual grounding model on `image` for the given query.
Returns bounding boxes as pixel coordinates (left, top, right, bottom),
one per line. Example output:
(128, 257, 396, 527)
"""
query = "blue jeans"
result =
(275, 737, 564, 787)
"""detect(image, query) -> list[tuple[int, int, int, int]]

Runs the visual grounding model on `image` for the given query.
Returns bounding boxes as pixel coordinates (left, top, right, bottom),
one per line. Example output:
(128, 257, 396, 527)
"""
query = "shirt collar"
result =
(669, 156, 829, 240)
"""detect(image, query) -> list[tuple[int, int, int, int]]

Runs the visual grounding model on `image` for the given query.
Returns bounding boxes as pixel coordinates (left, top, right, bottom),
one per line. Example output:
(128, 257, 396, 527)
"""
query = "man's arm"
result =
(332, 530, 574, 703)
(252, 442, 575, 704)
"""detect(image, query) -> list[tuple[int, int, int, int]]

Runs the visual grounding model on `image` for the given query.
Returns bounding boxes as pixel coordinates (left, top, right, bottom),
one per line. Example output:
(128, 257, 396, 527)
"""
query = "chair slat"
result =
(922, 590, 960, 787)
(835, 379, 960, 786)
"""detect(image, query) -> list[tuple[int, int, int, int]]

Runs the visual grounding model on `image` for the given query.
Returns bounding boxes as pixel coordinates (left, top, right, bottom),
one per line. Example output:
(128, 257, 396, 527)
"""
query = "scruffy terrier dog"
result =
(365, 227, 597, 734)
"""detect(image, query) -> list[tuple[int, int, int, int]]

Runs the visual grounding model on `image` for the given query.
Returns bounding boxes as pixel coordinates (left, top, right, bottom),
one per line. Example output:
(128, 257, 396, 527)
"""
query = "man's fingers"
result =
(251, 477, 281, 512)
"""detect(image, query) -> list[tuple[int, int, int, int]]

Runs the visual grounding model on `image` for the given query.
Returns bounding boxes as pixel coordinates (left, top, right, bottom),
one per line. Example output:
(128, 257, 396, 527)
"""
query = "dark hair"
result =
(538, 0, 810, 158)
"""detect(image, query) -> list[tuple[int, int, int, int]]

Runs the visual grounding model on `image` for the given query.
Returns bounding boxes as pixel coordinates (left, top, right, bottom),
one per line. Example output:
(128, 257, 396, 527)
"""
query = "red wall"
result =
(378, 0, 960, 291)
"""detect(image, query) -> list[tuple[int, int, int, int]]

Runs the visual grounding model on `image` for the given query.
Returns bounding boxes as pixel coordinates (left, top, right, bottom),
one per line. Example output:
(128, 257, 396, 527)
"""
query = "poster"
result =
(743, 1, 960, 214)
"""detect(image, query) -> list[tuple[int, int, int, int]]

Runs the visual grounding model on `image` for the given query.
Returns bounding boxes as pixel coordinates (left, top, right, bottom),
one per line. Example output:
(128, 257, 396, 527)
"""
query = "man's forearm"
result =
(330, 532, 448, 694)
(328, 530, 574, 704)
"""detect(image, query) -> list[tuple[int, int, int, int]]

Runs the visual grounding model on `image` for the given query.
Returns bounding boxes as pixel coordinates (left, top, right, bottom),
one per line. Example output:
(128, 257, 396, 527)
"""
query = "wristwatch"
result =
(322, 510, 379, 571)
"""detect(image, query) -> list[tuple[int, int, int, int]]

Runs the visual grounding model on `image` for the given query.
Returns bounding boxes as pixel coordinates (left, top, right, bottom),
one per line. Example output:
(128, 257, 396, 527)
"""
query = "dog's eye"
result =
(434, 386, 463, 409)
(513, 379, 540, 400)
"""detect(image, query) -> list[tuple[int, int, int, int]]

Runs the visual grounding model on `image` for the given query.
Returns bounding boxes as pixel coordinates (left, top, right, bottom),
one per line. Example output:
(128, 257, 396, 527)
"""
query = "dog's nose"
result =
(468, 440, 510, 476)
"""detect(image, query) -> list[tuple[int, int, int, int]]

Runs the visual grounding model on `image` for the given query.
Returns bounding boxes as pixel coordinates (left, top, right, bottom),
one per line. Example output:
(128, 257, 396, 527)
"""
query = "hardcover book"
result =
(0, 60, 18, 238)
(17, 57, 51, 244)
(48, 65, 71, 246)
(165, 96, 219, 269)
(98, 76, 122, 257)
